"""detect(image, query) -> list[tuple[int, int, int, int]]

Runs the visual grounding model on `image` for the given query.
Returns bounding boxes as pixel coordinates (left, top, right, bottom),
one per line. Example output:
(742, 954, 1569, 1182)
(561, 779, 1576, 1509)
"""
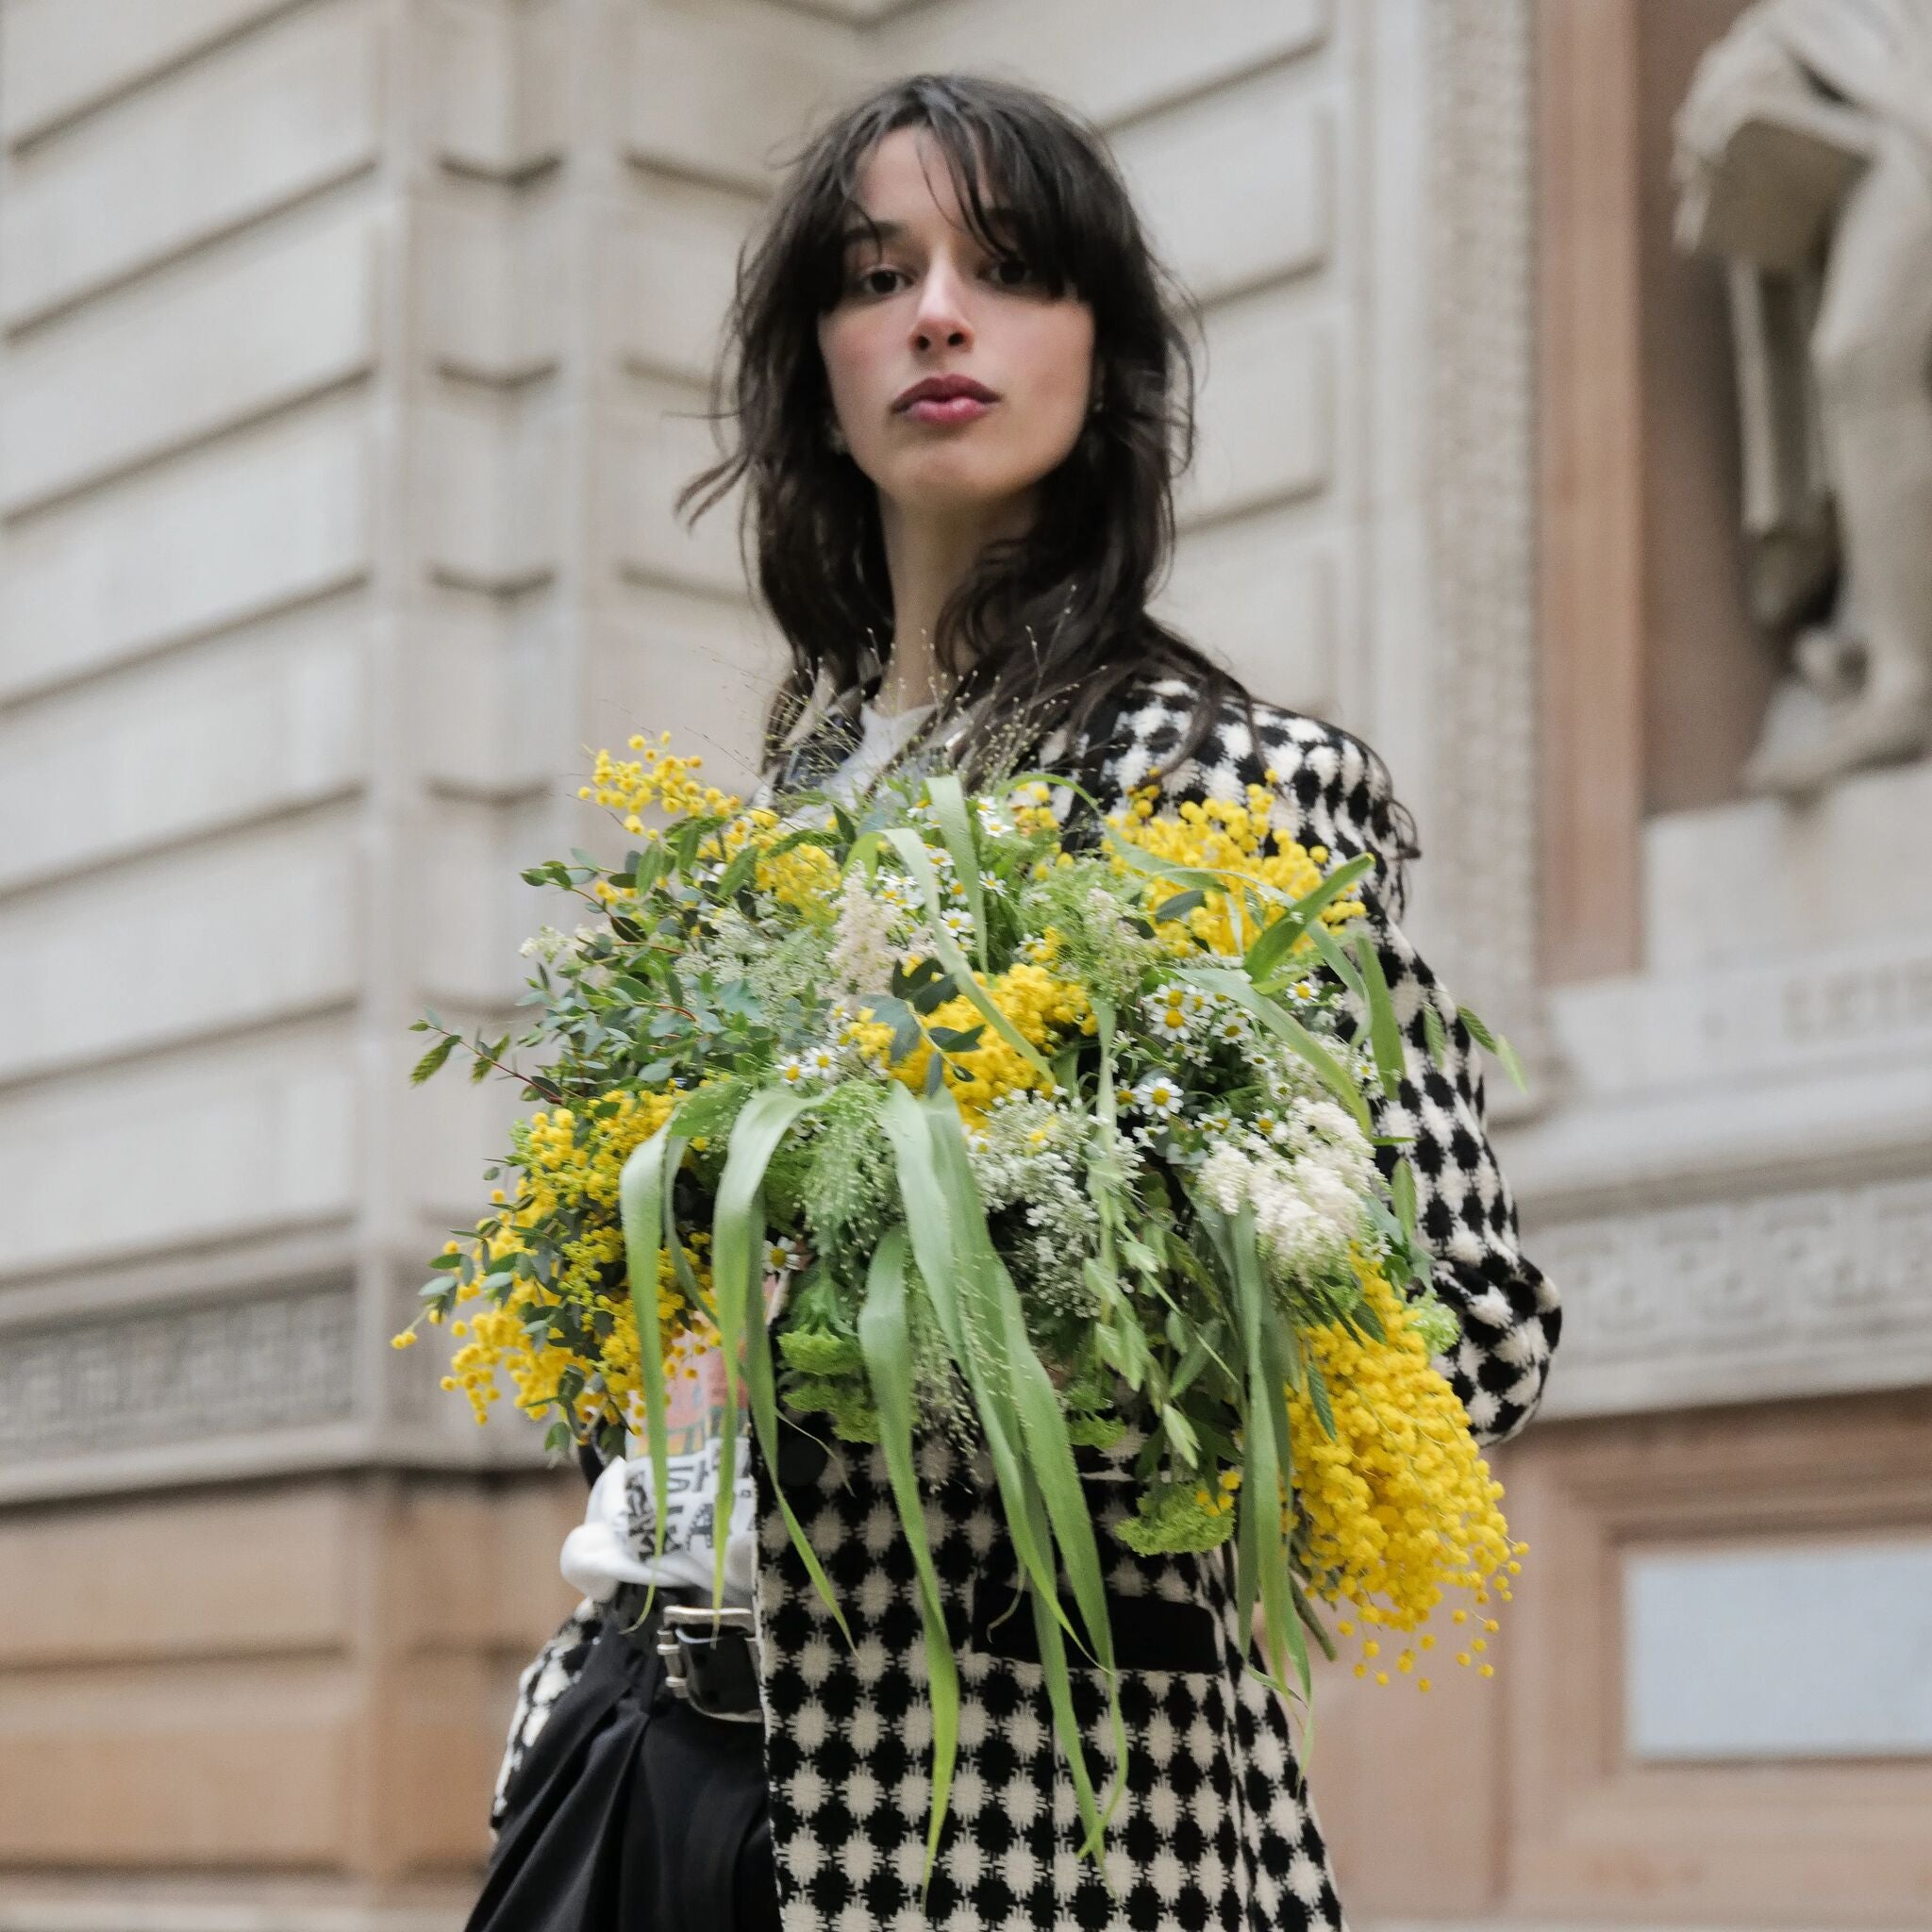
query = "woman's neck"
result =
(874, 486, 1038, 716)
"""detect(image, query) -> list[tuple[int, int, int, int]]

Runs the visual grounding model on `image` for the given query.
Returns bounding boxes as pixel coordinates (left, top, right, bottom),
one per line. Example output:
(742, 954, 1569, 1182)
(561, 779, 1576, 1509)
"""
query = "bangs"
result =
(808, 89, 1103, 310)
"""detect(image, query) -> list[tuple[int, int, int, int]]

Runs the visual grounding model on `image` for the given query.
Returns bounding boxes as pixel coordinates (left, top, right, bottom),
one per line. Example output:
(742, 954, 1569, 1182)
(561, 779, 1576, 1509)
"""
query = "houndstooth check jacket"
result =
(488, 674, 1562, 1930)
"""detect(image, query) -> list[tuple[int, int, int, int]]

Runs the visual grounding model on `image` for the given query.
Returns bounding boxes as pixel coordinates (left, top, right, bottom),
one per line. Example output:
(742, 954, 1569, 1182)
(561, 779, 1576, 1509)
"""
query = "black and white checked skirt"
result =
(754, 1429, 1350, 1931)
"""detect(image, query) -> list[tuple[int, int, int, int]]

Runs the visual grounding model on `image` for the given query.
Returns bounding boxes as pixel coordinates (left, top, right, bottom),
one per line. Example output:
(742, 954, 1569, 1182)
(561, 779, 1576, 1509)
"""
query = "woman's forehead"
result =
(846, 125, 1007, 239)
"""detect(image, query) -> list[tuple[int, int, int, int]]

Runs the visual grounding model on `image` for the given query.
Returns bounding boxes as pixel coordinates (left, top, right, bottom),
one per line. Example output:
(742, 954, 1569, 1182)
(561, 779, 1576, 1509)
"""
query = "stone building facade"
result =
(0, 1, 1925, 1928)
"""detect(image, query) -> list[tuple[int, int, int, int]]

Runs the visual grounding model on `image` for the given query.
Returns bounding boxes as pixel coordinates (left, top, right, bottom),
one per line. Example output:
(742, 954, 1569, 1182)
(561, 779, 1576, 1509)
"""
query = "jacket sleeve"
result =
(1252, 707, 1560, 1445)
(1091, 681, 1562, 1447)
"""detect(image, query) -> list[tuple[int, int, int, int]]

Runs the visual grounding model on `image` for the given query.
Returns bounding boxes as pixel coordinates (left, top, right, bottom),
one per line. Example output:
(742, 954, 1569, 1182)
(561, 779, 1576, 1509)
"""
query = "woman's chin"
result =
(877, 459, 1052, 520)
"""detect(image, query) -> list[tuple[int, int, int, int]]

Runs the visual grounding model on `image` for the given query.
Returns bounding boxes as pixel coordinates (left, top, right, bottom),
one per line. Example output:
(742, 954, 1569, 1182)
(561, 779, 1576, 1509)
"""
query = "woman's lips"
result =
(900, 394, 996, 425)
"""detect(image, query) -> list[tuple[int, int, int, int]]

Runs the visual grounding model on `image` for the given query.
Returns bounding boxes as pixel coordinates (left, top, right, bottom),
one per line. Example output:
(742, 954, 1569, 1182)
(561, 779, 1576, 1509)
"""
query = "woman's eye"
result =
(844, 258, 1035, 298)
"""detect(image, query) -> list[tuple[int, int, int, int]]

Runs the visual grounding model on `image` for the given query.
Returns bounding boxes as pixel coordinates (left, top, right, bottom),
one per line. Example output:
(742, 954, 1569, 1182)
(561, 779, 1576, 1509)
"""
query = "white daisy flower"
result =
(1132, 1074, 1186, 1118)
(941, 908, 974, 939)
(765, 1236, 807, 1274)
(776, 1055, 808, 1085)
(804, 1044, 839, 1077)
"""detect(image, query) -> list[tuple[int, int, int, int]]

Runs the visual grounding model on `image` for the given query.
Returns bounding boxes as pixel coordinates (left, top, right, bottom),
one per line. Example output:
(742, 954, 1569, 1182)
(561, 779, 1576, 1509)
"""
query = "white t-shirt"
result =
(560, 696, 938, 1608)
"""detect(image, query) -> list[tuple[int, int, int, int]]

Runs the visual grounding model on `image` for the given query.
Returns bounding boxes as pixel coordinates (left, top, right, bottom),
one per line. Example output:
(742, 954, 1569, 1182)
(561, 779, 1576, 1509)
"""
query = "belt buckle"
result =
(656, 1604, 763, 1724)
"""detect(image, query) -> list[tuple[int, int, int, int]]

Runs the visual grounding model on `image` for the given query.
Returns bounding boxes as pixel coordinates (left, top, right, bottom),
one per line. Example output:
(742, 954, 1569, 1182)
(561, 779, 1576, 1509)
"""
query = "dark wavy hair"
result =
(674, 70, 1252, 786)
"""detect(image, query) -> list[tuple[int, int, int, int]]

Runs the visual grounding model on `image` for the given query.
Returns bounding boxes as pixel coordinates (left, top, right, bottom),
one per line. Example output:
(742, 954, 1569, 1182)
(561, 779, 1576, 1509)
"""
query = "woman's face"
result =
(817, 126, 1096, 522)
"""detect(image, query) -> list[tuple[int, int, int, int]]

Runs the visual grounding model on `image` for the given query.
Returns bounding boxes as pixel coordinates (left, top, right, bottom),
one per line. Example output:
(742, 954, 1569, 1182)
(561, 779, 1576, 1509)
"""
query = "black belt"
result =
(609, 1583, 764, 1724)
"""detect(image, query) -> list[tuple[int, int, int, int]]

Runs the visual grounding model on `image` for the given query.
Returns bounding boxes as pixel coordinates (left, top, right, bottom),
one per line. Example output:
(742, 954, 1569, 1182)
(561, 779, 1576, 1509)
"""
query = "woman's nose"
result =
(909, 258, 973, 351)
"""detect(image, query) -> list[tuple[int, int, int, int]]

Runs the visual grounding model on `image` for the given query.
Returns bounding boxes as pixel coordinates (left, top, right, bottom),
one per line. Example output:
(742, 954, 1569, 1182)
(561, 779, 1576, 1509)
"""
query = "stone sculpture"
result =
(1673, 0, 1932, 795)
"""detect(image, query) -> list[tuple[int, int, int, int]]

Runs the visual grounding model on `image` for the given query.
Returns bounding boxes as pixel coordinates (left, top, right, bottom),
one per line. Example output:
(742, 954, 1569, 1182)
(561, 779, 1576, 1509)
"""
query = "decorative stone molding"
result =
(1543, 936, 1932, 1103)
(0, 1282, 357, 1466)
(1424, 0, 1548, 1096)
(1533, 1174, 1932, 1417)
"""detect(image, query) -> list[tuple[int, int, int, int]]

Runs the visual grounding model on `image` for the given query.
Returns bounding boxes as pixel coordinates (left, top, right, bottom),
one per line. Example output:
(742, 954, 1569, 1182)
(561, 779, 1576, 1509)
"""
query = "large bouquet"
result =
(401, 733, 1524, 1876)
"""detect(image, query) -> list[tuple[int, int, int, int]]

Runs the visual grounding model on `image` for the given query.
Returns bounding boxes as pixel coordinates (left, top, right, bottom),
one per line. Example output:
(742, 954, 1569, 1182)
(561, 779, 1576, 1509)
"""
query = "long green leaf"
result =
(1257, 1292, 1312, 1707)
(857, 1228, 959, 1897)
(1092, 993, 1119, 1128)
(1026, 1550, 1117, 1872)
(880, 1090, 1067, 1632)
(1087, 994, 1125, 1321)
(1391, 1155, 1420, 1253)
(618, 1119, 679, 1596)
(1224, 1203, 1301, 1703)
(879, 1085, 1120, 1857)
(986, 1243, 1126, 1851)
(709, 1085, 850, 1639)
(1297, 920, 1368, 1006)
(1241, 852, 1376, 987)
(923, 773, 988, 973)
(1349, 930, 1408, 1102)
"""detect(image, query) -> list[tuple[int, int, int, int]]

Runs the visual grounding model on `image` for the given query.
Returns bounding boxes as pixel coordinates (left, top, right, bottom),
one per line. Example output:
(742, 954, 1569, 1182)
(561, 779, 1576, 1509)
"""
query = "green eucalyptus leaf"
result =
(926, 1024, 985, 1054)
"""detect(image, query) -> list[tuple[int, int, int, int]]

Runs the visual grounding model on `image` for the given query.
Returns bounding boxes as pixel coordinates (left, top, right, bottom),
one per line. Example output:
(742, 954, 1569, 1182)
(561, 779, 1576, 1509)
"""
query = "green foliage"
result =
(1115, 1480, 1239, 1556)
(802, 1083, 895, 1272)
(1017, 860, 1160, 1009)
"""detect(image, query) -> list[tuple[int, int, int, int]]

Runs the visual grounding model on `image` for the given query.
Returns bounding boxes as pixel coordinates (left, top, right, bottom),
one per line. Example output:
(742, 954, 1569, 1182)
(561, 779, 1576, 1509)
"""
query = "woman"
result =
(475, 71, 1561, 1932)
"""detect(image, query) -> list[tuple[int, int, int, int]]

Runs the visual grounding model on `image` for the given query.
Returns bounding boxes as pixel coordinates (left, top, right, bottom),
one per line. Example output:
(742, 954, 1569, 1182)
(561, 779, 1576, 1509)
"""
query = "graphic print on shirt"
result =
(622, 1334, 757, 1572)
